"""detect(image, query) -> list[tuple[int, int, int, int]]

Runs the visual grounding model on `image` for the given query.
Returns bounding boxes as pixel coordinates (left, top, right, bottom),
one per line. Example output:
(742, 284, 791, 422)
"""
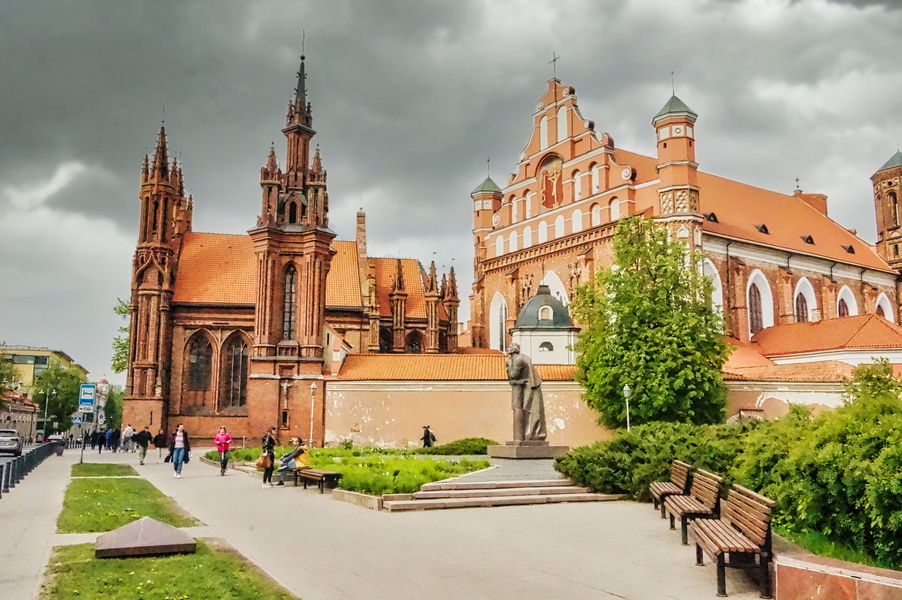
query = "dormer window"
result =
(842, 244, 855, 254)
(538, 306, 553, 320)
(704, 212, 718, 223)
(801, 235, 815, 245)
(755, 224, 769, 234)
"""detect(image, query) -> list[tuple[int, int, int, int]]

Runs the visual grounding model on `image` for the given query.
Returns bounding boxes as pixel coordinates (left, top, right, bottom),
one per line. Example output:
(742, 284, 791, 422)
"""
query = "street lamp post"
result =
(309, 381, 317, 448)
(622, 384, 632, 432)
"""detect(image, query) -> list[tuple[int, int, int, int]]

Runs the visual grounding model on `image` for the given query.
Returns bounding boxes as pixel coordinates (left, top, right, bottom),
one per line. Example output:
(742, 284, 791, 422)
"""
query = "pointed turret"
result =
(151, 125, 170, 178)
(265, 145, 279, 174)
(311, 146, 323, 175)
(426, 261, 439, 294)
(443, 266, 460, 353)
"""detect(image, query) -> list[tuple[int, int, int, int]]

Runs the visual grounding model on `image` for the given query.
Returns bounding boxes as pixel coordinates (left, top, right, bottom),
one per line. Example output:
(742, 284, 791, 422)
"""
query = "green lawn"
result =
(71, 463, 137, 477)
(207, 446, 490, 495)
(57, 478, 199, 533)
(41, 540, 298, 599)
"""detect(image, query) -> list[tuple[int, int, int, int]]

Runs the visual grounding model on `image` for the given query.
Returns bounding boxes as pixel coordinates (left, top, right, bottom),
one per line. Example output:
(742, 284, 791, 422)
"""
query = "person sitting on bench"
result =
(275, 437, 309, 486)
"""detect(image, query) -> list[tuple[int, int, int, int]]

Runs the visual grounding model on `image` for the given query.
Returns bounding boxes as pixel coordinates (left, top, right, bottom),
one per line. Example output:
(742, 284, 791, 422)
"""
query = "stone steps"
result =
(383, 478, 621, 512)
(413, 485, 590, 500)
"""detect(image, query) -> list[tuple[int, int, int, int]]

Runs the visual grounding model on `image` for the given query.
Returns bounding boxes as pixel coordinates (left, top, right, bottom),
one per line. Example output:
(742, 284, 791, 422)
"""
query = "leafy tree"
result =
(571, 216, 729, 428)
(33, 362, 87, 435)
(0, 354, 18, 410)
(104, 385, 124, 431)
(843, 358, 902, 406)
(111, 298, 130, 374)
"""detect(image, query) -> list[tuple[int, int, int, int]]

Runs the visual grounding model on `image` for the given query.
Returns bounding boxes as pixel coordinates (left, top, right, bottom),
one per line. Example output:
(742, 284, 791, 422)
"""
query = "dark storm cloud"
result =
(2, 0, 901, 384)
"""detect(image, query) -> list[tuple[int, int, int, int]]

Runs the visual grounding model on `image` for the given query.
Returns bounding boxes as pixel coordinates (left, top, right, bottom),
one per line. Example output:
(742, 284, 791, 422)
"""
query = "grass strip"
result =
(57, 478, 199, 533)
(41, 540, 298, 599)
(207, 447, 490, 494)
(71, 463, 138, 478)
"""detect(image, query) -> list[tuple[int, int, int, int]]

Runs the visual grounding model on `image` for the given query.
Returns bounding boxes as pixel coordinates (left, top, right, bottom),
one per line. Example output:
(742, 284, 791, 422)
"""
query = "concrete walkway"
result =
(0, 449, 761, 600)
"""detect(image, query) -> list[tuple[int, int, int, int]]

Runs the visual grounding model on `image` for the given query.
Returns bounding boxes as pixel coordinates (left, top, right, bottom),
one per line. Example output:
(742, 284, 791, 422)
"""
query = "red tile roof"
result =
(172, 233, 256, 304)
(326, 241, 363, 308)
(336, 354, 577, 381)
(752, 315, 902, 357)
(724, 361, 853, 383)
(696, 173, 891, 271)
(372, 258, 427, 319)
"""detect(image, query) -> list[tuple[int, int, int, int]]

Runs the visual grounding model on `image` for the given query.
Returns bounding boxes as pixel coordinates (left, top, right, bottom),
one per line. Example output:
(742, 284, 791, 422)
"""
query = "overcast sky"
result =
(2, 0, 901, 386)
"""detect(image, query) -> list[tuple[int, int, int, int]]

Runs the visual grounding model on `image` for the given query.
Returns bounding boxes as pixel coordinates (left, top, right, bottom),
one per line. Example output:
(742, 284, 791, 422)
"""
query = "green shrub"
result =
(414, 437, 499, 455)
(554, 421, 745, 501)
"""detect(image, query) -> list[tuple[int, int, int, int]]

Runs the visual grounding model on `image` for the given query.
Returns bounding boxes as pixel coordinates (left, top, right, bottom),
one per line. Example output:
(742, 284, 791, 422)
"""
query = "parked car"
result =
(45, 434, 66, 455)
(0, 429, 24, 456)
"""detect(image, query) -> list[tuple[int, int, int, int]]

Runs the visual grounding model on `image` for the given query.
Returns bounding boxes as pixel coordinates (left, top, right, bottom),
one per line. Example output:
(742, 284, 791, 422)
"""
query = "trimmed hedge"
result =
(554, 365, 902, 569)
(413, 437, 499, 455)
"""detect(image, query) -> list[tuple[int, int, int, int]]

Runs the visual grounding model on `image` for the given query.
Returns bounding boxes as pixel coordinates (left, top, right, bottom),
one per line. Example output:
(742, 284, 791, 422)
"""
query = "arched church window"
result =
(498, 302, 508, 352)
(554, 215, 565, 238)
(591, 165, 600, 193)
(573, 170, 582, 200)
(838, 298, 849, 317)
(539, 341, 554, 352)
(406, 332, 422, 354)
(609, 198, 620, 221)
(890, 191, 900, 228)
(877, 305, 886, 318)
(572, 209, 583, 233)
(749, 284, 763, 334)
(379, 327, 393, 353)
(539, 116, 549, 149)
(509, 231, 518, 252)
(287, 202, 298, 224)
(538, 221, 548, 243)
(187, 335, 213, 391)
(795, 294, 809, 323)
(557, 106, 567, 142)
(591, 204, 602, 227)
(283, 266, 297, 339)
(496, 236, 504, 257)
(223, 336, 248, 408)
(539, 306, 553, 320)
(523, 226, 533, 248)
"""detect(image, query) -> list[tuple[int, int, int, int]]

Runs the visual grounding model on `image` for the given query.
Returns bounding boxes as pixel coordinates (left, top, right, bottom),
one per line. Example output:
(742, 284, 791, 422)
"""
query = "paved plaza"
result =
(0, 448, 760, 600)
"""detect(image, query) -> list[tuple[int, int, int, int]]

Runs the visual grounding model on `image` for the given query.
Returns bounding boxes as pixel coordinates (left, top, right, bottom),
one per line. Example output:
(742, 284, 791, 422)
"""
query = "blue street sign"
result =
(72, 416, 82, 425)
(79, 384, 97, 406)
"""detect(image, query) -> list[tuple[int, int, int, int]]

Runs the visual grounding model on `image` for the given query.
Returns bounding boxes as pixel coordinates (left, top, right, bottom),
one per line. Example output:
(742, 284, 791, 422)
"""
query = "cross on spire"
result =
(794, 176, 802, 192)
(671, 71, 675, 95)
(549, 52, 560, 79)
(487, 156, 491, 177)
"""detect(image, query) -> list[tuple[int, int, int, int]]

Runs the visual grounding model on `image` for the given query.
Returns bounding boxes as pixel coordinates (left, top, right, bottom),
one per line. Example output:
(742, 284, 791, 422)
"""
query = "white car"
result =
(0, 429, 23, 456)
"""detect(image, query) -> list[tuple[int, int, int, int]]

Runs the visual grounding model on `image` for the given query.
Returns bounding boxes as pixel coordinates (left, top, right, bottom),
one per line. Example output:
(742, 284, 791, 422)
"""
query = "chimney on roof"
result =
(794, 189, 828, 216)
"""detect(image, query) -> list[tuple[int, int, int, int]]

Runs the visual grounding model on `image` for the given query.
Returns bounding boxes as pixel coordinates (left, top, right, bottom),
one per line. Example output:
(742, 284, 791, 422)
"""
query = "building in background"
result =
(122, 57, 460, 444)
(0, 345, 89, 396)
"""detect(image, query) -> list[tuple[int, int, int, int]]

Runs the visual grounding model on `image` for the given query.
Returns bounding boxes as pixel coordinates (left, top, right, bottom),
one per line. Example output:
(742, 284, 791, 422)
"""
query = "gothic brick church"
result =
(122, 58, 460, 443)
(469, 77, 902, 392)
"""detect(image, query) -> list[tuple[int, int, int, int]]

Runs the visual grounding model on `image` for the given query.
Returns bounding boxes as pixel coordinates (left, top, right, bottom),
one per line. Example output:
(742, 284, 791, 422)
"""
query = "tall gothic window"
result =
(498, 302, 508, 352)
(891, 191, 900, 228)
(838, 298, 849, 317)
(795, 294, 809, 323)
(749, 284, 763, 335)
(287, 202, 298, 224)
(187, 336, 213, 391)
(877, 305, 886, 319)
(222, 336, 248, 408)
(283, 266, 297, 339)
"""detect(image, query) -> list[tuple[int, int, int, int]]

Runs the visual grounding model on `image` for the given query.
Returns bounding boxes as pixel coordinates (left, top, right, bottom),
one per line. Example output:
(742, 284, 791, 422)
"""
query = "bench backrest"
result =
(670, 460, 692, 492)
(688, 469, 723, 511)
(723, 484, 776, 551)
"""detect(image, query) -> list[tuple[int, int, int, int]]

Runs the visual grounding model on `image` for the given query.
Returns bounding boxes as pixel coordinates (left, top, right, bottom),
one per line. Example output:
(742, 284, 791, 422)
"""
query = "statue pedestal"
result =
(487, 440, 570, 459)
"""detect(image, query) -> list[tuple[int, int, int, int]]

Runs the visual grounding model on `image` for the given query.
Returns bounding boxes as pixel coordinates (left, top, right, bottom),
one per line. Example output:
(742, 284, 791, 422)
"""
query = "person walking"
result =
(261, 427, 277, 488)
(168, 424, 191, 478)
(133, 426, 152, 465)
(152, 429, 167, 461)
(122, 424, 134, 453)
(103, 428, 112, 452)
(89, 430, 98, 450)
(213, 426, 233, 476)
(421, 425, 437, 448)
(275, 437, 308, 486)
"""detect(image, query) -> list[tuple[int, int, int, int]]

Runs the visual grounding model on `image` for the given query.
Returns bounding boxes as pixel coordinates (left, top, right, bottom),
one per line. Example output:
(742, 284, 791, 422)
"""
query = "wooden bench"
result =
(663, 468, 723, 545)
(690, 484, 775, 598)
(292, 467, 342, 493)
(649, 460, 692, 518)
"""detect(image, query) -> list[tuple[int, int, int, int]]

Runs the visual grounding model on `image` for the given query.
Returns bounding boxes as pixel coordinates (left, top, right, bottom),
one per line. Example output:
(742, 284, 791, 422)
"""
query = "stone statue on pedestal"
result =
(506, 343, 547, 441)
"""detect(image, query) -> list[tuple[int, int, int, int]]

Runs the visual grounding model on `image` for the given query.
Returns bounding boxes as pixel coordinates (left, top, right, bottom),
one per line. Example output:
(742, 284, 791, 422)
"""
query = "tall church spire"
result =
(152, 124, 170, 177)
(295, 55, 307, 115)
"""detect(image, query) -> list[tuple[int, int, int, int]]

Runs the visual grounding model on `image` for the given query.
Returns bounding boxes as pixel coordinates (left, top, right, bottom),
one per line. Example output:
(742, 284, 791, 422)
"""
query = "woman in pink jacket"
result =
(214, 426, 233, 476)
